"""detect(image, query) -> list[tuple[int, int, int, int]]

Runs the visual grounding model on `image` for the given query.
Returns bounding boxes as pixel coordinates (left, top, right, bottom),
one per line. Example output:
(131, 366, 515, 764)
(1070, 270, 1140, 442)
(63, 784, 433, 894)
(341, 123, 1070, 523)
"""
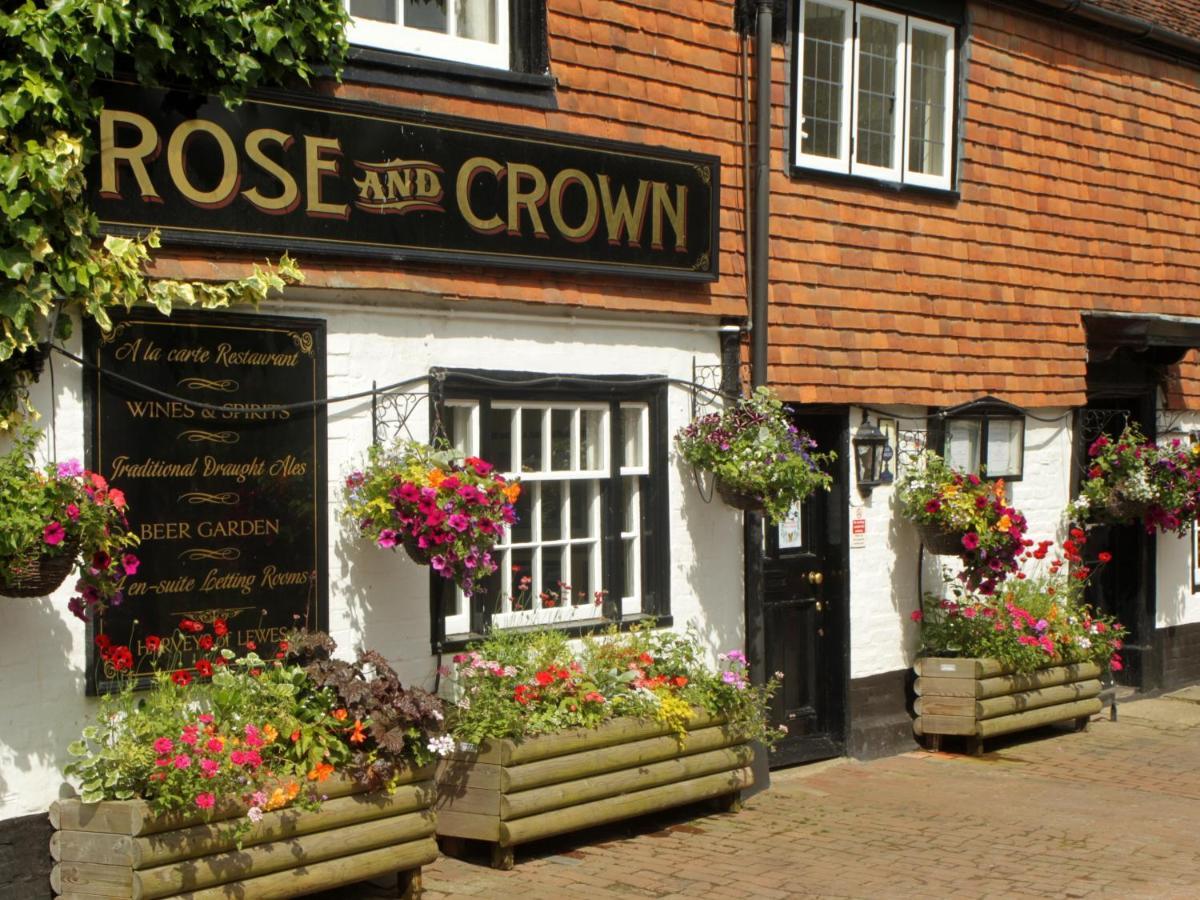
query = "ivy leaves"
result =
(0, 0, 348, 377)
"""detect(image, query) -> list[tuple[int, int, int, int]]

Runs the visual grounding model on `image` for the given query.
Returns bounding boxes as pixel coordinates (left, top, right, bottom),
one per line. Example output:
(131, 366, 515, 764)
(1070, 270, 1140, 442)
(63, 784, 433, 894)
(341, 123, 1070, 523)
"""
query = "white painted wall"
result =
(1156, 410, 1200, 629)
(0, 298, 743, 822)
(845, 406, 1074, 680)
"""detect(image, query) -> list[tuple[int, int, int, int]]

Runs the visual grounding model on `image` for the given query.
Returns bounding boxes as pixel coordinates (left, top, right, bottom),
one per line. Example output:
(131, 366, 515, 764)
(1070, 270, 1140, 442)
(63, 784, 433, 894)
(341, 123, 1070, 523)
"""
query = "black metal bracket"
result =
(370, 375, 443, 447)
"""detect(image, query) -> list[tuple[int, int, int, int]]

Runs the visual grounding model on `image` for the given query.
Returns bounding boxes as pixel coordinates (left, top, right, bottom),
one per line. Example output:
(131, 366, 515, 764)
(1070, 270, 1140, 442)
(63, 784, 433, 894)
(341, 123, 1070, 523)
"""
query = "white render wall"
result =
(0, 297, 744, 822)
(845, 406, 1075, 681)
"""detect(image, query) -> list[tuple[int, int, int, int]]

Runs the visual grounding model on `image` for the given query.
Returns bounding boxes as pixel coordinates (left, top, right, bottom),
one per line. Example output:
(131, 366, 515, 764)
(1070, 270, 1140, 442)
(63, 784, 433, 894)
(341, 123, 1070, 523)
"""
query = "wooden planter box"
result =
(49, 765, 436, 899)
(913, 656, 1103, 754)
(435, 711, 753, 868)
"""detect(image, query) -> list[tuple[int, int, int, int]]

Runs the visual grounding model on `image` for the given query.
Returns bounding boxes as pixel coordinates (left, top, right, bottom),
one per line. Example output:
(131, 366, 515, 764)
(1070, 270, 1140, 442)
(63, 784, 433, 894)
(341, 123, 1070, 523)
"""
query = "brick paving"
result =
(312, 690, 1200, 899)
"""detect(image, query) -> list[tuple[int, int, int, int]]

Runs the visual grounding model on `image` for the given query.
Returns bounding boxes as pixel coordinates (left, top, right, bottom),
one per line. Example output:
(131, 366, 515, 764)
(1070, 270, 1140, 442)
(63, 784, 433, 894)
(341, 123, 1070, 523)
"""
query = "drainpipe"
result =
(751, 0, 772, 390)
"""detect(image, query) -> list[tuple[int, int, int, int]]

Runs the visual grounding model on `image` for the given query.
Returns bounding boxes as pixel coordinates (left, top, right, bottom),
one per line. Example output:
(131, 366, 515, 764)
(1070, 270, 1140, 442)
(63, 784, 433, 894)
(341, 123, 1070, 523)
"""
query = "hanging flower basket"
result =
(0, 538, 80, 598)
(916, 523, 966, 556)
(715, 478, 766, 513)
(1099, 494, 1150, 525)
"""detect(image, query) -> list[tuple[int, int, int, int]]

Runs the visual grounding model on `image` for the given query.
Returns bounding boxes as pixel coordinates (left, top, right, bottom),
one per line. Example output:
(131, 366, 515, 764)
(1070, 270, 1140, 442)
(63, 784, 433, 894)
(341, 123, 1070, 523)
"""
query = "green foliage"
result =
(0, 0, 349, 425)
(0, 426, 137, 616)
(675, 387, 835, 523)
(443, 624, 784, 747)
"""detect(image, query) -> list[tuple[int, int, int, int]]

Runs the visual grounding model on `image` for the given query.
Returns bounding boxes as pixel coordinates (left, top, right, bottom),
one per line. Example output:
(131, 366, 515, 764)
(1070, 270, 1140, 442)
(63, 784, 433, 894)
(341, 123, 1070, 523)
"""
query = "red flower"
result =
(1098, 551, 1112, 563)
(961, 532, 980, 551)
(179, 618, 204, 634)
(172, 669, 193, 686)
(910, 610, 923, 622)
(94, 633, 111, 651)
(535, 670, 554, 686)
(145, 635, 162, 653)
(195, 659, 213, 677)
(109, 646, 133, 671)
(245, 641, 257, 651)
(198, 635, 214, 651)
(212, 618, 228, 637)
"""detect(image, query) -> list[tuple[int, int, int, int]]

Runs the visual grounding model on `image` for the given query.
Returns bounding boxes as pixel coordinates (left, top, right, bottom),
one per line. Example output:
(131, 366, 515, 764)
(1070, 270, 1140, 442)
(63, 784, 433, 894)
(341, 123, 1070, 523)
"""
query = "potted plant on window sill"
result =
(343, 440, 520, 596)
(912, 533, 1126, 755)
(55, 627, 443, 898)
(432, 625, 781, 869)
(0, 428, 139, 617)
(675, 387, 834, 523)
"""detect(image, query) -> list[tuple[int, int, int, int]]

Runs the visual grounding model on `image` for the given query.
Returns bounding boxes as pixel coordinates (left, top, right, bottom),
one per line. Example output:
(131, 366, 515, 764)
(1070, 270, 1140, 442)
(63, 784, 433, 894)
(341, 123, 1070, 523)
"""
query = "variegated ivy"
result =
(0, 0, 350, 427)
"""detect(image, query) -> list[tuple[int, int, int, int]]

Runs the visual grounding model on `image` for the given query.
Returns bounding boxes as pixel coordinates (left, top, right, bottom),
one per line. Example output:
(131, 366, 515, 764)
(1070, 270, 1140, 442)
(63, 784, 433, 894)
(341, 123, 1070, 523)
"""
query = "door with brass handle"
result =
(808, 571, 823, 586)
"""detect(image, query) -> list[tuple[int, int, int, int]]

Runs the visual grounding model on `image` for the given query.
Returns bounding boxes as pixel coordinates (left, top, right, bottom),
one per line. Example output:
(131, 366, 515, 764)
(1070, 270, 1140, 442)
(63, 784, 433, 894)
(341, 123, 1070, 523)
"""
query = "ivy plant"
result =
(0, 0, 350, 427)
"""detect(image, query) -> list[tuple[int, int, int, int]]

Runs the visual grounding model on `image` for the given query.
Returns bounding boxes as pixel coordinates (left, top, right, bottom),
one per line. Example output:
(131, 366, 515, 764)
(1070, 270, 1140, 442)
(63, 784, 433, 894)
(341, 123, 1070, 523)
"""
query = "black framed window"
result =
(432, 369, 669, 644)
(930, 397, 1026, 479)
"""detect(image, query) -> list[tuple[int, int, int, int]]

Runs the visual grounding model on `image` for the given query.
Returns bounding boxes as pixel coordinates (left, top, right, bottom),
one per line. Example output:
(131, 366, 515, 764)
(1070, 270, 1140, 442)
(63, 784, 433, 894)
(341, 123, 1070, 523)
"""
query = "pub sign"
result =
(89, 81, 719, 282)
(85, 309, 327, 694)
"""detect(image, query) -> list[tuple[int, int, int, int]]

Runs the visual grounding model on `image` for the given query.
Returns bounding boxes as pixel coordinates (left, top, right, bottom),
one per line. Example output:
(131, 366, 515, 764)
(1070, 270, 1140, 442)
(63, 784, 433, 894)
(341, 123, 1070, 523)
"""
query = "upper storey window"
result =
(346, 0, 511, 70)
(794, 0, 956, 190)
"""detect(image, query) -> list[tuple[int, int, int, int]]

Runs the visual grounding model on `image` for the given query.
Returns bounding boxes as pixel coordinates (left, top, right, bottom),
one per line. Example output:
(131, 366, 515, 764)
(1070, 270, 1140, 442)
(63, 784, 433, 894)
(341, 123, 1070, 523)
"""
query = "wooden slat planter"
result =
(49, 766, 436, 899)
(913, 657, 1103, 754)
(435, 711, 753, 868)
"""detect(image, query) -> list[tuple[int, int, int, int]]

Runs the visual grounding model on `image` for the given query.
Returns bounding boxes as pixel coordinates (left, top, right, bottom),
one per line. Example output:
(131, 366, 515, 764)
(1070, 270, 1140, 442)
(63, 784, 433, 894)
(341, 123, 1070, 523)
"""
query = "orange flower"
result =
(307, 762, 334, 782)
(348, 719, 367, 744)
(503, 483, 521, 503)
(996, 514, 1012, 533)
(285, 781, 300, 800)
(332, 708, 348, 722)
(993, 479, 1007, 499)
(261, 724, 278, 744)
(427, 468, 445, 488)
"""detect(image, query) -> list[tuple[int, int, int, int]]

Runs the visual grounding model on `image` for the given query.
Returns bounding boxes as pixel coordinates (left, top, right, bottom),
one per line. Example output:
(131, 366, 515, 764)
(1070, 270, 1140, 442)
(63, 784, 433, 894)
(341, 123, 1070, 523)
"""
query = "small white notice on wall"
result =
(850, 507, 867, 549)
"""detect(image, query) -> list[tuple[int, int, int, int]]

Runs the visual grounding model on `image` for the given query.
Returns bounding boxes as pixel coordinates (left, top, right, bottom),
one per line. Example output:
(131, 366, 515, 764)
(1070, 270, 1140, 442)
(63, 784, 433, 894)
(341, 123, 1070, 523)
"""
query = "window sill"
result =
(438, 612, 672, 653)
(334, 46, 558, 110)
(789, 165, 961, 202)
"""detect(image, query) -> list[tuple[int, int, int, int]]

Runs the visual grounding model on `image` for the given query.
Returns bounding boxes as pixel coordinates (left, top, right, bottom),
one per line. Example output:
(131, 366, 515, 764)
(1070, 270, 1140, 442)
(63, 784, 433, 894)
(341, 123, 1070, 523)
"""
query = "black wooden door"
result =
(763, 411, 848, 767)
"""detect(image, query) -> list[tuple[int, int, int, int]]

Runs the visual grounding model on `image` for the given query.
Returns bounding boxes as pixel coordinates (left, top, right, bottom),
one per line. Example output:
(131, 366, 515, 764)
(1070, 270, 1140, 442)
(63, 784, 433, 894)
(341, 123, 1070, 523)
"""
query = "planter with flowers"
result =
(53, 626, 443, 898)
(912, 531, 1126, 754)
(433, 626, 779, 869)
(0, 428, 138, 617)
(897, 451, 1028, 593)
(344, 440, 519, 595)
(675, 387, 834, 523)
(1069, 423, 1200, 534)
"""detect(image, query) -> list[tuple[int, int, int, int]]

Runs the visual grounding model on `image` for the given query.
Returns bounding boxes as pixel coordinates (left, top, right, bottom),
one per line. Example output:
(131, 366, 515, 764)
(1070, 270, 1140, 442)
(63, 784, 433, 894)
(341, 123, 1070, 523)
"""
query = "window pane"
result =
(622, 476, 638, 533)
(351, 0, 396, 22)
(622, 406, 644, 469)
(510, 485, 532, 544)
(802, 2, 846, 159)
(570, 545, 592, 606)
(405, 0, 447, 33)
(986, 418, 1024, 478)
(623, 538, 637, 600)
(570, 480, 596, 538)
(551, 408, 573, 470)
(510, 548, 533, 611)
(521, 408, 543, 472)
(541, 481, 562, 542)
(909, 28, 949, 176)
(457, 0, 496, 42)
(945, 419, 981, 474)
(856, 15, 899, 169)
(490, 408, 514, 472)
(541, 552, 564, 608)
(582, 409, 604, 470)
(445, 404, 475, 456)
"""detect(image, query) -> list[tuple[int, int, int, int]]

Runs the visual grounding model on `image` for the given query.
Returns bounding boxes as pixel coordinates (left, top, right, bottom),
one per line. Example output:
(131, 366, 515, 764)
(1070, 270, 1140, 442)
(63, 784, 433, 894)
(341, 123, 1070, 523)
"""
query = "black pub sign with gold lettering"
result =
(85, 309, 327, 694)
(89, 81, 719, 282)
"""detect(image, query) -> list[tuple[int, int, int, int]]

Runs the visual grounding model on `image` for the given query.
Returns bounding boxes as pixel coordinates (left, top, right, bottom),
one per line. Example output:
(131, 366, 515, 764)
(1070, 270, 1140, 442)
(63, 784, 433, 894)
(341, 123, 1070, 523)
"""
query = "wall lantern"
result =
(853, 411, 890, 495)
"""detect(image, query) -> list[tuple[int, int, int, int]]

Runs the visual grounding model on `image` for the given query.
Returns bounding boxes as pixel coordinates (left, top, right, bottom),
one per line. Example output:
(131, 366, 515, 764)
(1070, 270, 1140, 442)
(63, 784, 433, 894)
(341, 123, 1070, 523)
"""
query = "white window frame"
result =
(619, 403, 649, 616)
(345, 0, 511, 70)
(442, 399, 481, 637)
(795, 0, 854, 174)
(851, 4, 906, 183)
(794, 0, 956, 189)
(903, 18, 956, 190)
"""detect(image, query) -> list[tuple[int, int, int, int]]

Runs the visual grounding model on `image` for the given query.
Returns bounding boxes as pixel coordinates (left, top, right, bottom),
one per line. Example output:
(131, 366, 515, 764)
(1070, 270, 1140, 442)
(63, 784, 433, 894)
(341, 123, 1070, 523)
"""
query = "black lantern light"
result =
(852, 410, 889, 496)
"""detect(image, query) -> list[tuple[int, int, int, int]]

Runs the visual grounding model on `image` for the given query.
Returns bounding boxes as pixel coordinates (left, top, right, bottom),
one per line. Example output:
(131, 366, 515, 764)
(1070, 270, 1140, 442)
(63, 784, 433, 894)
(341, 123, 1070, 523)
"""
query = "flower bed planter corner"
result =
(435, 711, 753, 869)
(49, 766, 436, 899)
(913, 656, 1102, 755)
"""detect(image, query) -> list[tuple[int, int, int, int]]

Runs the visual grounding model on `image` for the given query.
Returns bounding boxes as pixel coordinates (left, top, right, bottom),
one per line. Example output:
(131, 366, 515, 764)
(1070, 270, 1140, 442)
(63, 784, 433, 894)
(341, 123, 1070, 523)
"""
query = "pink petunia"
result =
(199, 758, 220, 778)
(65, 503, 80, 521)
(43, 522, 65, 546)
(172, 754, 192, 769)
(194, 792, 215, 810)
(377, 529, 398, 549)
(153, 737, 174, 754)
(961, 532, 980, 551)
(121, 553, 139, 575)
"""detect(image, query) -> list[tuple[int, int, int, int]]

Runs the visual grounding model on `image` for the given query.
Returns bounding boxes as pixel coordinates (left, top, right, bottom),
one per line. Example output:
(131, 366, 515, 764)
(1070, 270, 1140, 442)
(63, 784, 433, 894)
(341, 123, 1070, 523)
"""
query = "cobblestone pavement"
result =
(311, 688, 1200, 899)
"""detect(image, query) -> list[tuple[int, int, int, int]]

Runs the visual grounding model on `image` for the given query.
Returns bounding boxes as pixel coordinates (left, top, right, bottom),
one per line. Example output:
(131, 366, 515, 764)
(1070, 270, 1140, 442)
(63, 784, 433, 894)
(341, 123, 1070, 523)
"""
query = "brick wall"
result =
(767, 1, 1200, 409)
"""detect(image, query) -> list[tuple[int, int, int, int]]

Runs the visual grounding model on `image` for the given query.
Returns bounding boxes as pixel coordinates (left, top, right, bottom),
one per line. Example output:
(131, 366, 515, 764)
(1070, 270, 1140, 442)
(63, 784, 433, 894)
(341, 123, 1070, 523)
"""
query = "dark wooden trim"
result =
(0, 811, 53, 897)
(848, 668, 919, 760)
(1158, 621, 1200, 690)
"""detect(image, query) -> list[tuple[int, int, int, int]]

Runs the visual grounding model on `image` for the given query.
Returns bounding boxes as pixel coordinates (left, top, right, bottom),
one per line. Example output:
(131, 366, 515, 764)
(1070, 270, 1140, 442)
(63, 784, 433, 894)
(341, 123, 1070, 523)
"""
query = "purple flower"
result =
(430, 555, 447, 572)
(1035, 619, 1049, 633)
(721, 670, 739, 685)
(56, 460, 83, 479)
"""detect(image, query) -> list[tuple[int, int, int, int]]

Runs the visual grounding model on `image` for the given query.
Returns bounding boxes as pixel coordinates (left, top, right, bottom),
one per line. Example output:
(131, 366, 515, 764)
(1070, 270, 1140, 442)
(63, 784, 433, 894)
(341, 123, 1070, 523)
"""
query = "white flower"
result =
(427, 734, 458, 757)
(247, 806, 263, 823)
